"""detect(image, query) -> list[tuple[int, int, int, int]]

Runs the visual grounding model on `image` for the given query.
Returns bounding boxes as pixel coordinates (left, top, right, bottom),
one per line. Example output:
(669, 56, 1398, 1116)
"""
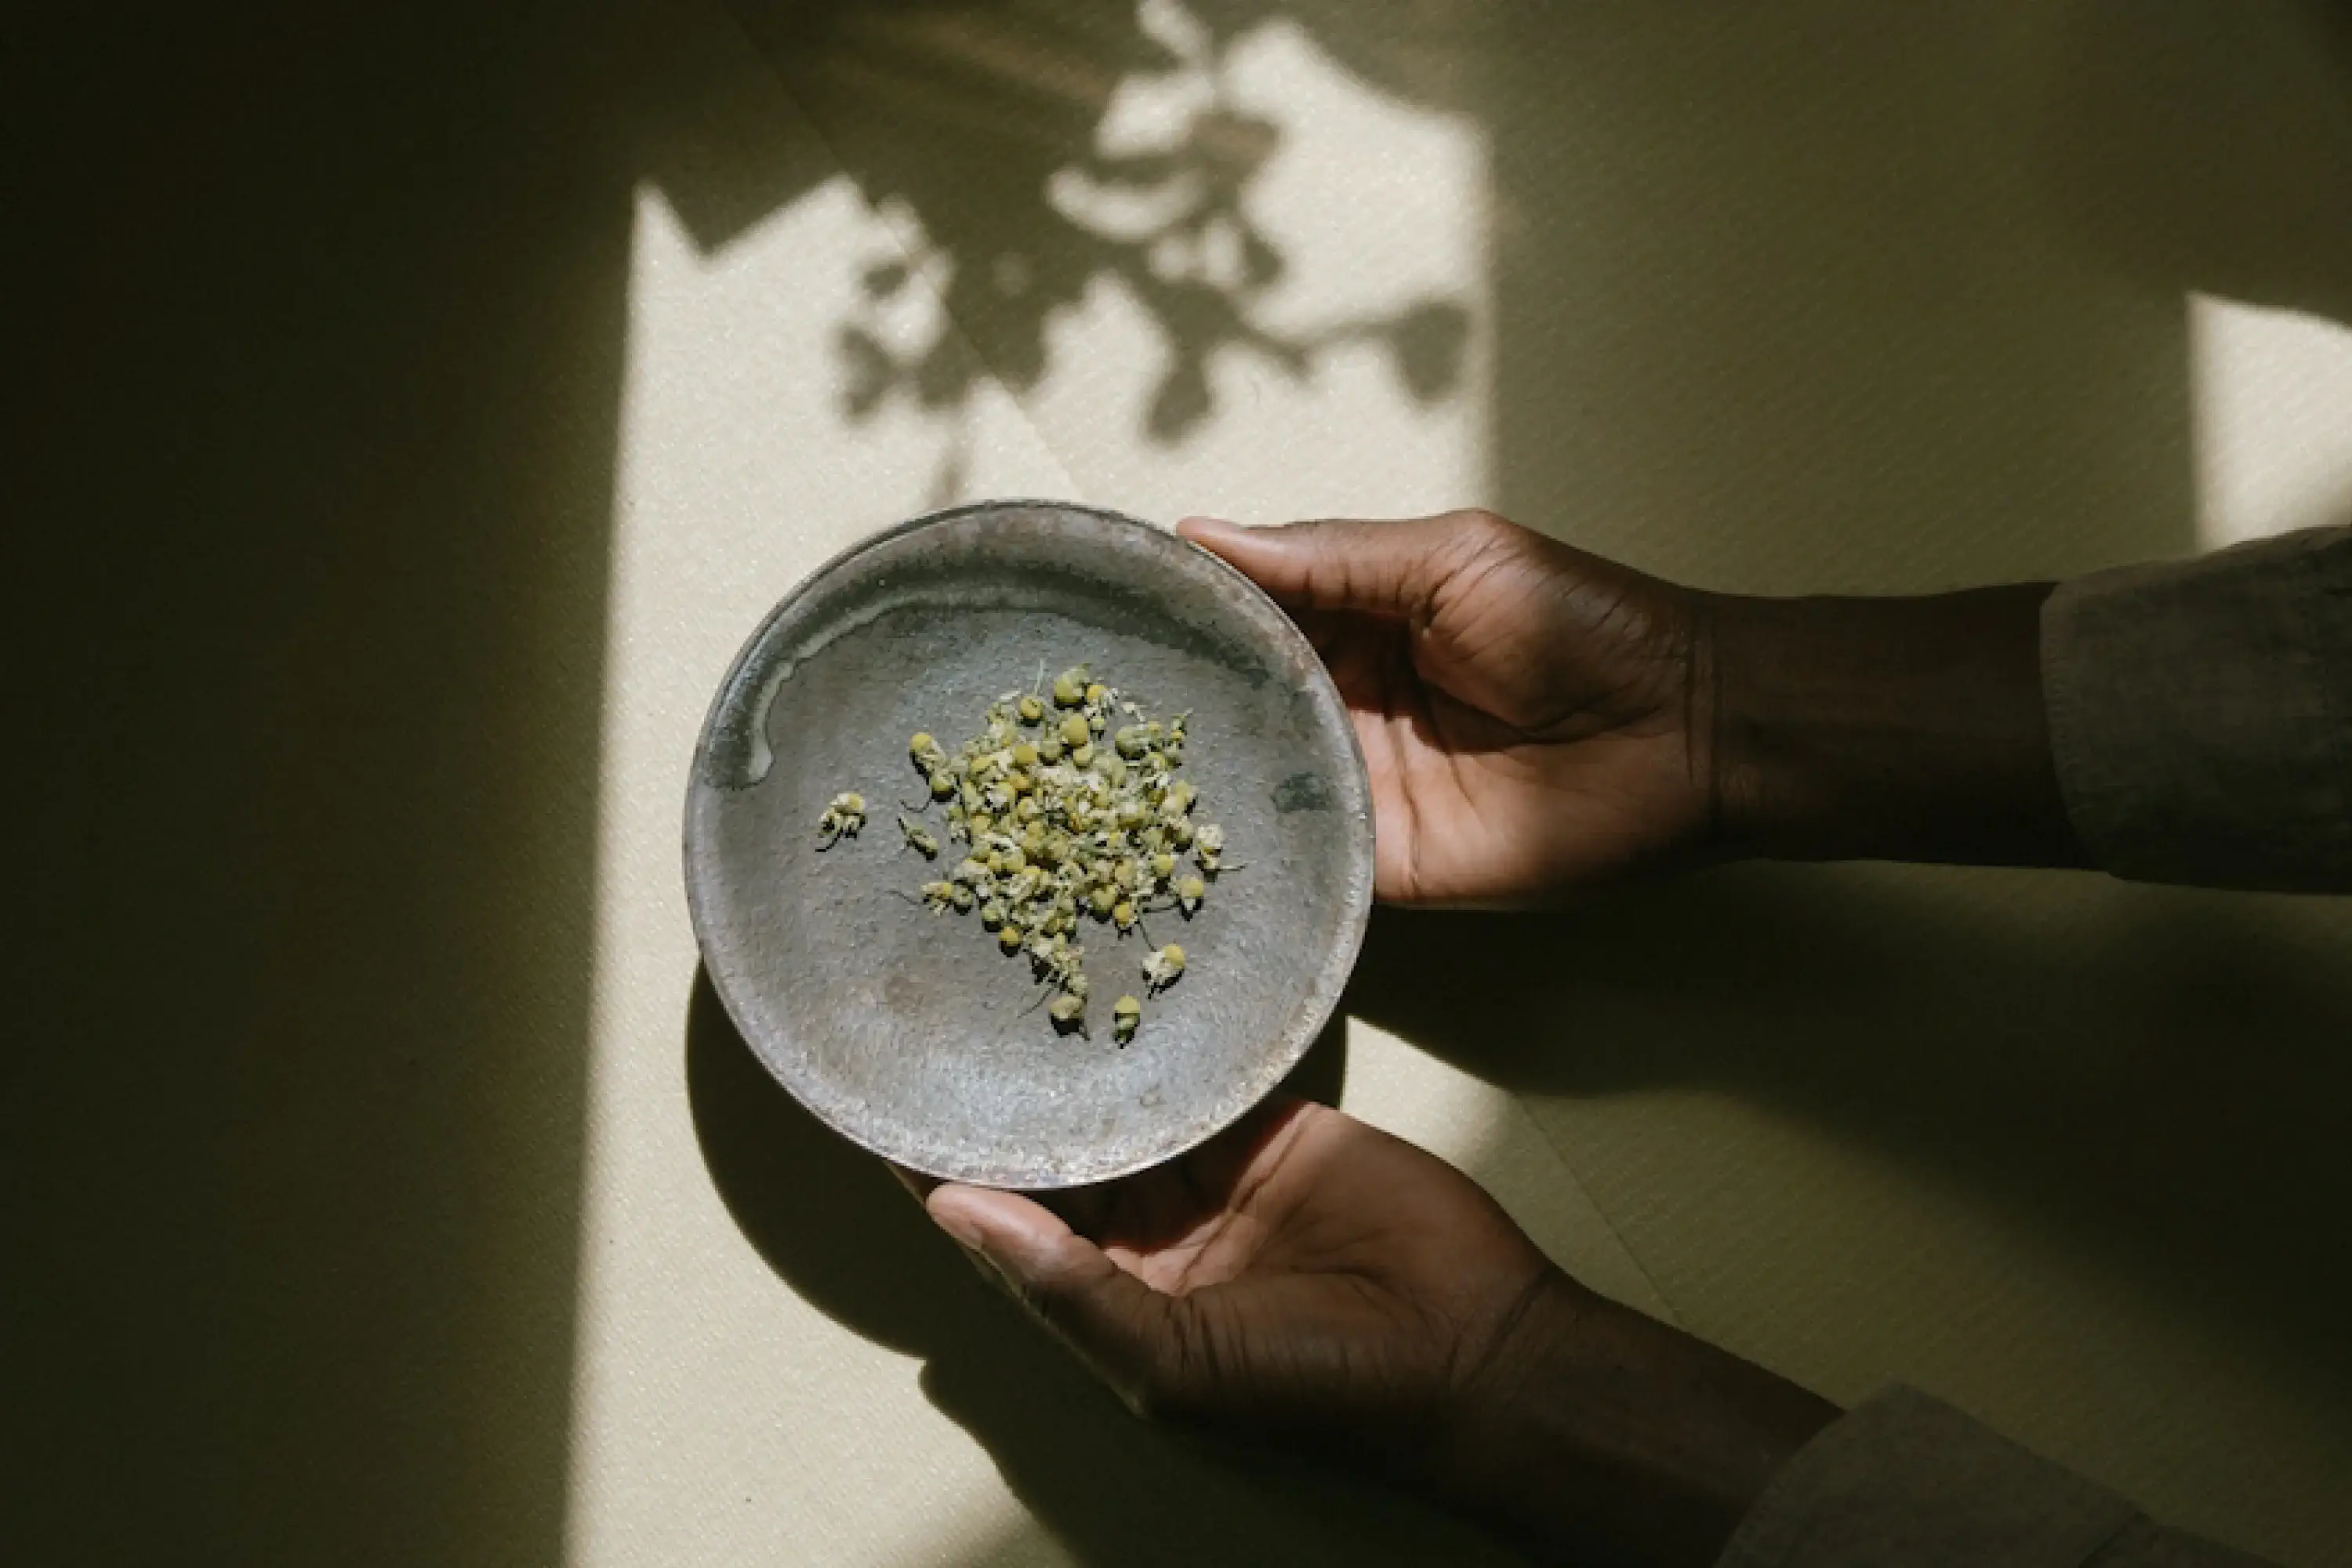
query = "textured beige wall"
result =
(13, 3, 2352, 1565)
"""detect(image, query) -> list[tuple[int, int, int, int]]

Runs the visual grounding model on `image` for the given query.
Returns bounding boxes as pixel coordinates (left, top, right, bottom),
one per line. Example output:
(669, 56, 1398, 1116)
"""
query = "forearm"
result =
(1699, 583, 2090, 869)
(1432, 1277, 1842, 1567)
(2042, 527, 2352, 891)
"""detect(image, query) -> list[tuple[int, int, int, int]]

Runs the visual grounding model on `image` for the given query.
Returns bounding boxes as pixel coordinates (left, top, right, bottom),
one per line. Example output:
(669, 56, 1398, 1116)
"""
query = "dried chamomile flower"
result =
(820, 665, 1228, 1042)
(816, 792, 866, 848)
(1193, 822, 1225, 873)
(1143, 942, 1185, 993)
(1173, 873, 1207, 914)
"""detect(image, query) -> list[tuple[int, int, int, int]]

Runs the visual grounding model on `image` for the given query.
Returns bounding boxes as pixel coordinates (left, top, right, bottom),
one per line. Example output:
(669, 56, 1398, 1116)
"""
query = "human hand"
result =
(924, 1098, 1560, 1476)
(1178, 511, 1715, 906)
(921, 1098, 1837, 1566)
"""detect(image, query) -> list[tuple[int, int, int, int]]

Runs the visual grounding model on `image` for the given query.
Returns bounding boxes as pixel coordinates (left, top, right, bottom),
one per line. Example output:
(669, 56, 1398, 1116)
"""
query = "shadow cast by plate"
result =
(684, 968, 1526, 1566)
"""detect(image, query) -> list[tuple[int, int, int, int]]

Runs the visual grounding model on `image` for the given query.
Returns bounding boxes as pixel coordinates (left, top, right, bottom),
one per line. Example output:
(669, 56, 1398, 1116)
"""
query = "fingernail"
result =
(1176, 515, 1242, 536)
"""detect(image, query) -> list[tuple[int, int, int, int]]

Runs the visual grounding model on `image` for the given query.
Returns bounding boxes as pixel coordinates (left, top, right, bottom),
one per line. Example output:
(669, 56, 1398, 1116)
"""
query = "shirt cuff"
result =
(1715, 1387, 2136, 1568)
(2041, 526, 2352, 892)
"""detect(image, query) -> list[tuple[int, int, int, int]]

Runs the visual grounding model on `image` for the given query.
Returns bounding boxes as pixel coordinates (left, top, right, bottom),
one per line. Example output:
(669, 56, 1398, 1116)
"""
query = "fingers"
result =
(926, 1184, 1174, 1410)
(1179, 512, 1499, 622)
(1171, 1093, 1317, 1214)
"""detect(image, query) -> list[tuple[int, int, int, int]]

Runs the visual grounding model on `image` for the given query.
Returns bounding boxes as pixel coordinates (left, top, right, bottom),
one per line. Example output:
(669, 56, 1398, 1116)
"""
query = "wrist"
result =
(1700, 584, 2088, 868)
(1432, 1275, 1838, 1567)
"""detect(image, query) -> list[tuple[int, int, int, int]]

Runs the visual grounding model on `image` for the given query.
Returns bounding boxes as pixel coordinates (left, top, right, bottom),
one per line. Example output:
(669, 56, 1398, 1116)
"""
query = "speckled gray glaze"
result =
(683, 500, 1374, 1189)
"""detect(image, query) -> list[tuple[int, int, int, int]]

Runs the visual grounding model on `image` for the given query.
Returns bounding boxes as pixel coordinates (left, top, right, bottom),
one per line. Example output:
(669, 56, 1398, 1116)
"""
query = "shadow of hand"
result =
(1345, 870, 2352, 1409)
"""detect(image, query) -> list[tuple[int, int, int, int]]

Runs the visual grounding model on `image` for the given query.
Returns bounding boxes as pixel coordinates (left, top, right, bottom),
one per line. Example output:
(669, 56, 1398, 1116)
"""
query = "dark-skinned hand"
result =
(1178, 510, 1716, 906)
(921, 1098, 1838, 1566)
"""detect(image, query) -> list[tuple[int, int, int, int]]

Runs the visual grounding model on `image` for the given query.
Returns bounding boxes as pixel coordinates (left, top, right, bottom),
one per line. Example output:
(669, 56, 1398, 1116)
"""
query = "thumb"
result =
(927, 1185, 1175, 1411)
(1178, 512, 1487, 622)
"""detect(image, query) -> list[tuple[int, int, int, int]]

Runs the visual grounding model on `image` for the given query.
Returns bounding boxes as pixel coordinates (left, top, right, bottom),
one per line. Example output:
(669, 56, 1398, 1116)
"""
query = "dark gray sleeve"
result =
(2041, 525, 2352, 891)
(1715, 1388, 2274, 1568)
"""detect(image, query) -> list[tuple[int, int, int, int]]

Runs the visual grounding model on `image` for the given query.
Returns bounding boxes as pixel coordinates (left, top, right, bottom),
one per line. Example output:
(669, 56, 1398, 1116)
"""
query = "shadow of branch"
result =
(726, 0, 1473, 450)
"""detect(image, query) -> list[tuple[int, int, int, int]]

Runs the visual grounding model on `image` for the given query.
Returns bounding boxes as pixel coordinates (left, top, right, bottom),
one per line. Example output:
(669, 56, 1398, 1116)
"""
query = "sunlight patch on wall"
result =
(563, 9, 1498, 1559)
(560, 181, 1061, 1567)
(2190, 293, 2352, 549)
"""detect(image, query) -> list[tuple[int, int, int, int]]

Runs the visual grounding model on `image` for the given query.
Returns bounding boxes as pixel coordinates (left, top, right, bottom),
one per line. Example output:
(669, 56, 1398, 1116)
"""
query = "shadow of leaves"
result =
(729, 1, 1473, 447)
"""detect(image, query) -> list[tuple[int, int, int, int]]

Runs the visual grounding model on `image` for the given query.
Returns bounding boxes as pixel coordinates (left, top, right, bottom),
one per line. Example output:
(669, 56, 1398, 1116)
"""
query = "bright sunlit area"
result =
(2192, 296, 2352, 548)
(564, 9, 1530, 1564)
(566, 6, 2352, 1564)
